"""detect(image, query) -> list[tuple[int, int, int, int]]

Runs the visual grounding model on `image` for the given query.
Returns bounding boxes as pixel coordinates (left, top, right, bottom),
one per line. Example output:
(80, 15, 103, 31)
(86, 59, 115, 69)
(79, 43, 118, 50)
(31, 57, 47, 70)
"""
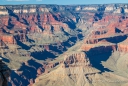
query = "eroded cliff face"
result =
(34, 52, 128, 86)
(0, 4, 128, 86)
(1, 4, 128, 15)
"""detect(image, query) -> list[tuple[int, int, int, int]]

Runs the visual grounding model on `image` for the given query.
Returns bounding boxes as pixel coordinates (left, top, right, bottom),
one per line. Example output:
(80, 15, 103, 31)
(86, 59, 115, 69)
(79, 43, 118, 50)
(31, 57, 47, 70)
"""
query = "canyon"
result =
(0, 4, 128, 86)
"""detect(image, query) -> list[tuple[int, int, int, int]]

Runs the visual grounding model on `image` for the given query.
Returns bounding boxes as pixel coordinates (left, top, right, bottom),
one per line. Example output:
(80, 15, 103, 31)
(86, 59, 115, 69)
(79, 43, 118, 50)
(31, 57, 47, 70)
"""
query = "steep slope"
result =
(34, 52, 128, 86)
(0, 58, 11, 86)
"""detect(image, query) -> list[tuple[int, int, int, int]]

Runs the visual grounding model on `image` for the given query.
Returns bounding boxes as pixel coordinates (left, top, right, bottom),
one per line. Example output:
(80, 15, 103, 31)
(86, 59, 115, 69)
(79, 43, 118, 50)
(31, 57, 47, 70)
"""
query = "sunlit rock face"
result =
(33, 52, 128, 86)
(0, 4, 128, 86)
(1, 4, 128, 16)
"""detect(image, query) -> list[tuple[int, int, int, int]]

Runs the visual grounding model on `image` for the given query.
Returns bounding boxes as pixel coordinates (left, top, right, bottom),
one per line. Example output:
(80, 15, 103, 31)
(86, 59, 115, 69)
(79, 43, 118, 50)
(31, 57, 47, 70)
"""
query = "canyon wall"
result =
(0, 4, 128, 86)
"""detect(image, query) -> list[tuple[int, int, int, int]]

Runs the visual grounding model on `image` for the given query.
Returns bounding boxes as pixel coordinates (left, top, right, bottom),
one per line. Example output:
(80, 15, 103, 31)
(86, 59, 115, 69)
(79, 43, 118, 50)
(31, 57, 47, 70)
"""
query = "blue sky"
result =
(0, 0, 128, 5)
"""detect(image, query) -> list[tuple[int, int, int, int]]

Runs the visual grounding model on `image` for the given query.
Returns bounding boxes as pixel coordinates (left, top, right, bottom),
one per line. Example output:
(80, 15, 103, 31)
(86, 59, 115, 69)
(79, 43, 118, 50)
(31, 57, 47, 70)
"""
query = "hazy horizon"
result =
(0, 0, 128, 5)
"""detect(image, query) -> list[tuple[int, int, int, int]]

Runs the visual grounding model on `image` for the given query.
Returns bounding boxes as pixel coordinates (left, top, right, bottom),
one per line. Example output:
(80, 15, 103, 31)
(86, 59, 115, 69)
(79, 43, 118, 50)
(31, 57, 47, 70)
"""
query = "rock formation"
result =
(118, 38, 128, 52)
(34, 52, 128, 86)
(0, 4, 128, 86)
(0, 58, 11, 86)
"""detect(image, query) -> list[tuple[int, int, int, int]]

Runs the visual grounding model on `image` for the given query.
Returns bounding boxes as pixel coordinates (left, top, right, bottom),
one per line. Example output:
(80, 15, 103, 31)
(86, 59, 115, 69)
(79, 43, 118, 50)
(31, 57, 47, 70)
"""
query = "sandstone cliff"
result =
(0, 4, 128, 86)
(34, 52, 128, 86)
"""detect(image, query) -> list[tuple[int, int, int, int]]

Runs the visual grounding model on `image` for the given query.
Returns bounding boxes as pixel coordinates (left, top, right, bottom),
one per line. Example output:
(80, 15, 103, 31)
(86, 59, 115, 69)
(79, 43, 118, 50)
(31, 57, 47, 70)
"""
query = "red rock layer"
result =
(118, 38, 128, 52)
(0, 35, 16, 44)
(63, 52, 91, 68)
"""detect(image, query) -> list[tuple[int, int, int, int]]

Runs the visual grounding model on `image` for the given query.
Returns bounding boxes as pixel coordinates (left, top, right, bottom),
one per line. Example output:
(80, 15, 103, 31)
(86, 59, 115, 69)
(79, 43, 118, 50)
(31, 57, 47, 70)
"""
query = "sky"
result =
(0, 0, 128, 5)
